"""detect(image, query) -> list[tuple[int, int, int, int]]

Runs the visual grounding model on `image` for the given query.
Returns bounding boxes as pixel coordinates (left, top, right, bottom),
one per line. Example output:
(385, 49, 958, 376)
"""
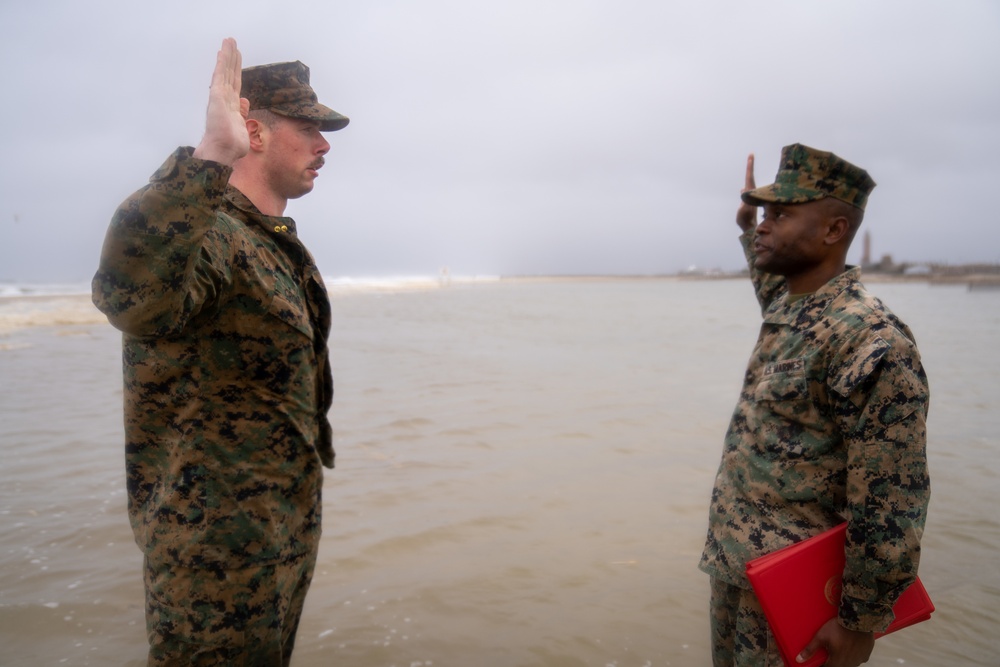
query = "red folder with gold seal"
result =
(745, 522, 934, 667)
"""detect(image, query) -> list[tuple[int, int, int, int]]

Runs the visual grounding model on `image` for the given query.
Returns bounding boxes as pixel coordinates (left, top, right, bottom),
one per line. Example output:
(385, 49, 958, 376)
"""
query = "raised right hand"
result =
(193, 38, 250, 166)
(736, 153, 758, 233)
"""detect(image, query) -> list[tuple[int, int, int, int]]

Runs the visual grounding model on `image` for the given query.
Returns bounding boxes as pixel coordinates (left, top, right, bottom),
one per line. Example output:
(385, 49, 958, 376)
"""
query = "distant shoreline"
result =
(0, 293, 93, 304)
(500, 270, 1000, 288)
(2, 267, 998, 305)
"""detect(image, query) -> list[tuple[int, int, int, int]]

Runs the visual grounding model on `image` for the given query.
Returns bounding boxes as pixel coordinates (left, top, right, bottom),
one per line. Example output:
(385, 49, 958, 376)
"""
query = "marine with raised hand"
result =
(93, 38, 349, 666)
(699, 145, 931, 667)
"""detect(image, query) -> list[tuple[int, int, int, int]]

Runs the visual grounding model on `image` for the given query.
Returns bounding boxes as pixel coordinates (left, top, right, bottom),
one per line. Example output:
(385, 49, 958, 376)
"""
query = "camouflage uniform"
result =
(92, 59, 347, 665)
(93, 145, 334, 566)
(699, 145, 930, 665)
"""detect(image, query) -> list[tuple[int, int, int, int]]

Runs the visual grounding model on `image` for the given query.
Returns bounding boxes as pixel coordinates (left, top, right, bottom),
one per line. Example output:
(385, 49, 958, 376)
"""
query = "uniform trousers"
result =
(709, 576, 784, 667)
(143, 549, 317, 667)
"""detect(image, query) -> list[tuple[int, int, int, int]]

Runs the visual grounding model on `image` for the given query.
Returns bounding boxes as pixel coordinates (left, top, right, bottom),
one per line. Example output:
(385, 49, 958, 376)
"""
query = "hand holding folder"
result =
(745, 522, 933, 667)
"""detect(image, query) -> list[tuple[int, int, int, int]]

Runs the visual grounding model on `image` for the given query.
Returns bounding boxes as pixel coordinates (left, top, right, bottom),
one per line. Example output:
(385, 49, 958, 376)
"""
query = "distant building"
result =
(861, 230, 901, 273)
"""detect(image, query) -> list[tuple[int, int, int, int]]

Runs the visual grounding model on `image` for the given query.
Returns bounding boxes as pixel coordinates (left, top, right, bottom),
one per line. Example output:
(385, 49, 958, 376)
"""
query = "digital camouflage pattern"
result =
(741, 143, 877, 211)
(144, 551, 315, 666)
(241, 61, 350, 132)
(710, 577, 784, 666)
(699, 230, 930, 634)
(92, 147, 334, 570)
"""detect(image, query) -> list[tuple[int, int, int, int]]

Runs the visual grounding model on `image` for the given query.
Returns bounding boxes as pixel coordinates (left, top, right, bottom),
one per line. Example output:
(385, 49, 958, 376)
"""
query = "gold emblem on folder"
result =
(824, 575, 843, 606)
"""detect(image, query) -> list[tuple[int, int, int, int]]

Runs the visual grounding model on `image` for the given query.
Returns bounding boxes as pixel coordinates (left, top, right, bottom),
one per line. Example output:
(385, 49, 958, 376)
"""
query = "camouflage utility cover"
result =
(699, 230, 930, 633)
(741, 143, 876, 211)
(241, 61, 349, 132)
(93, 147, 334, 569)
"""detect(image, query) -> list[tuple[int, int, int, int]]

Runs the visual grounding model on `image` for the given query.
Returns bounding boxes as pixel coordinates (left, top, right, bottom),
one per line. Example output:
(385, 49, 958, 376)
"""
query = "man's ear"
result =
(245, 119, 266, 152)
(824, 215, 851, 246)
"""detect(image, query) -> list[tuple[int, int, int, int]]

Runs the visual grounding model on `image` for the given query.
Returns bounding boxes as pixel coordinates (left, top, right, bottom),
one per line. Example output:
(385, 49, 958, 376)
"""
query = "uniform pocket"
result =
(267, 288, 313, 339)
(754, 371, 809, 415)
(830, 336, 890, 398)
(751, 367, 828, 459)
(267, 273, 313, 339)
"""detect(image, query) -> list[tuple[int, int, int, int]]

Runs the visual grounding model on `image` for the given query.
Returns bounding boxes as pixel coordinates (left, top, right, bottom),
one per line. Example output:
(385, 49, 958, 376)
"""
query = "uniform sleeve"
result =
(92, 147, 235, 337)
(739, 229, 786, 312)
(829, 330, 930, 632)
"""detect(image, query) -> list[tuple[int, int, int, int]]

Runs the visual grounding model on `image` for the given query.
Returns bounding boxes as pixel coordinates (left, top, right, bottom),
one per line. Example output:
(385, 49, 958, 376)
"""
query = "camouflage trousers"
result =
(709, 576, 784, 667)
(143, 549, 317, 667)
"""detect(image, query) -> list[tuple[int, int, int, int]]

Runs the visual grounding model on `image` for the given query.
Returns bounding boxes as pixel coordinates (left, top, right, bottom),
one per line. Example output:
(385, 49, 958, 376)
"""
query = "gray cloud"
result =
(2, 0, 998, 282)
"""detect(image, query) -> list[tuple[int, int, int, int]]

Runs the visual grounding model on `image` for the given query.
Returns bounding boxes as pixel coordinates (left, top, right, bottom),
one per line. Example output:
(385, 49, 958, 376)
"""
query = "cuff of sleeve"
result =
(839, 594, 895, 633)
(148, 146, 233, 202)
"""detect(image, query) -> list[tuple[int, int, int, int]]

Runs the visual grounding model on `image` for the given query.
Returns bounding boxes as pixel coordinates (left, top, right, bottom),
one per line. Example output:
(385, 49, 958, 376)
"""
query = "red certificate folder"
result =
(746, 522, 934, 667)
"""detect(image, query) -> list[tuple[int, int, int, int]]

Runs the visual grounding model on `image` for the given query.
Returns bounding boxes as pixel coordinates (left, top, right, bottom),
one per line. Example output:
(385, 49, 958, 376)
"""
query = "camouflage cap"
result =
(241, 61, 349, 132)
(742, 143, 876, 210)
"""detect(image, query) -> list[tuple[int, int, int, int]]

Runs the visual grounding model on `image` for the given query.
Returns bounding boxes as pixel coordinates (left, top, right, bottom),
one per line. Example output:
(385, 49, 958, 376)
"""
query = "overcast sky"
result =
(1, 0, 998, 283)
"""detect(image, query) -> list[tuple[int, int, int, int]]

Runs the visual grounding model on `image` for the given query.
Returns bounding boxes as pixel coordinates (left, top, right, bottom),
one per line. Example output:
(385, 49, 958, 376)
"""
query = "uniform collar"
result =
(224, 186, 299, 237)
(763, 266, 862, 326)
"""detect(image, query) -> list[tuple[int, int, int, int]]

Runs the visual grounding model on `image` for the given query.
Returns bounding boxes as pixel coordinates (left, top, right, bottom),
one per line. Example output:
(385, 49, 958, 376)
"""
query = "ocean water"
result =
(0, 277, 997, 666)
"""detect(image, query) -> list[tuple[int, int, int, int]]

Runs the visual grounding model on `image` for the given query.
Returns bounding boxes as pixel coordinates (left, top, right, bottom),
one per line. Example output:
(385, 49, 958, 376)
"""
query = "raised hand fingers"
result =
(743, 153, 756, 193)
(194, 38, 250, 165)
(736, 152, 758, 232)
(213, 38, 242, 97)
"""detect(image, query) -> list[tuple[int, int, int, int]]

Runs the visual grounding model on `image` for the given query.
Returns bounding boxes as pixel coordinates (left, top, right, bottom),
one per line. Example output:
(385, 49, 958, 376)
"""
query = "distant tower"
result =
(862, 230, 872, 268)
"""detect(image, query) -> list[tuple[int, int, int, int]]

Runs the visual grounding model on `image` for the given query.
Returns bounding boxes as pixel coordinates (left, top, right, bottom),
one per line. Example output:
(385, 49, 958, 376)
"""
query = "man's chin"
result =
(287, 184, 315, 200)
(754, 257, 790, 277)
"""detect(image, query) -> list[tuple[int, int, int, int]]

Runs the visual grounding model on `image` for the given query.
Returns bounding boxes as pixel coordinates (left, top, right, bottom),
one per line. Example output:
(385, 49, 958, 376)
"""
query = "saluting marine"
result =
(699, 144, 930, 667)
